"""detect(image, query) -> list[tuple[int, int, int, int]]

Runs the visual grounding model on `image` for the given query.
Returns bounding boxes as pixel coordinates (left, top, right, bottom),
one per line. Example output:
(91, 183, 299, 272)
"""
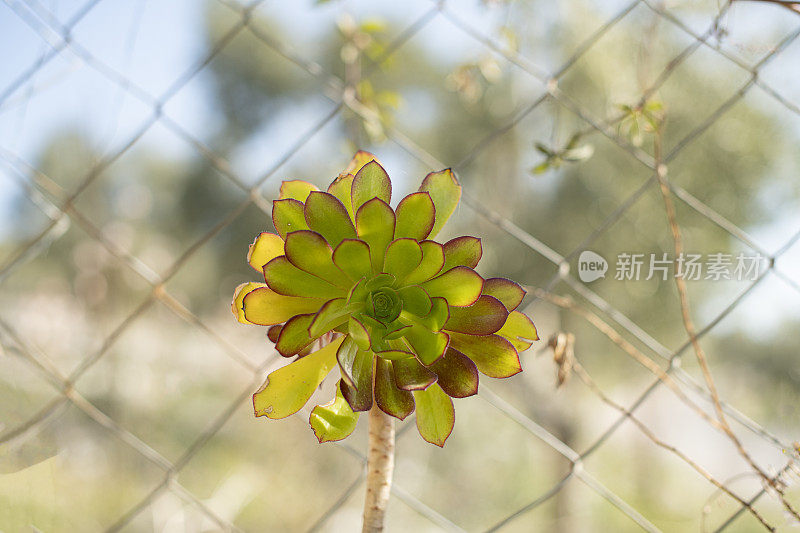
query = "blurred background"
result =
(2, 0, 800, 531)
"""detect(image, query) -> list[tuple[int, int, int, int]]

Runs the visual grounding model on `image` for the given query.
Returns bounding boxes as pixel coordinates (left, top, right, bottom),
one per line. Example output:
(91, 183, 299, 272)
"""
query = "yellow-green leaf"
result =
(402, 324, 449, 365)
(333, 239, 372, 282)
(284, 230, 350, 288)
(425, 297, 450, 332)
(327, 173, 355, 221)
(264, 256, 346, 300)
(355, 198, 395, 274)
(448, 331, 521, 378)
(344, 150, 380, 175)
(231, 282, 268, 324)
(384, 239, 422, 281)
(397, 285, 432, 317)
(308, 298, 357, 338)
(242, 287, 325, 326)
(309, 385, 359, 442)
(304, 191, 357, 248)
(421, 266, 483, 307)
(375, 358, 414, 420)
(247, 232, 284, 272)
(413, 383, 454, 447)
(442, 236, 482, 271)
(340, 348, 374, 412)
(375, 349, 414, 361)
(279, 180, 319, 202)
(496, 310, 538, 351)
(308, 387, 358, 443)
(253, 336, 344, 419)
(336, 336, 359, 387)
(352, 160, 391, 213)
(348, 316, 371, 350)
(395, 192, 434, 240)
(402, 240, 445, 286)
(275, 314, 318, 357)
(272, 198, 310, 239)
(482, 277, 526, 311)
(419, 169, 461, 239)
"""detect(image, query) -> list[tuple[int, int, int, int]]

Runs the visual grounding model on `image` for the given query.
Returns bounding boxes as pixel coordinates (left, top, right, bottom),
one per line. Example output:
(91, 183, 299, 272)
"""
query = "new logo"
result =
(578, 250, 607, 282)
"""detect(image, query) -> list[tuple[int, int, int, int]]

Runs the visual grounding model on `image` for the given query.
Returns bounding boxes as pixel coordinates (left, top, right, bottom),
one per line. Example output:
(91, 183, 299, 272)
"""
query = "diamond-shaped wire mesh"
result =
(2, 0, 800, 531)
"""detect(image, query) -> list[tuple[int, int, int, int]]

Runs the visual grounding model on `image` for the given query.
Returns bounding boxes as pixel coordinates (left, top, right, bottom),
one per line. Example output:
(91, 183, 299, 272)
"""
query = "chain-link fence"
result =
(2, 0, 800, 531)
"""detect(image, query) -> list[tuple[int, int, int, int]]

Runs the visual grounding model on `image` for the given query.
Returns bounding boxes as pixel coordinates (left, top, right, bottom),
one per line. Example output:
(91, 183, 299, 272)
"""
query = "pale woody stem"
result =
(362, 404, 395, 533)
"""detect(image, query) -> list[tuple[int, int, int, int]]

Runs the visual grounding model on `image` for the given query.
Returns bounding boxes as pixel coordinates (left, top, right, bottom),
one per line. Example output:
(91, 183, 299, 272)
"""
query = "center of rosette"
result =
(367, 287, 402, 324)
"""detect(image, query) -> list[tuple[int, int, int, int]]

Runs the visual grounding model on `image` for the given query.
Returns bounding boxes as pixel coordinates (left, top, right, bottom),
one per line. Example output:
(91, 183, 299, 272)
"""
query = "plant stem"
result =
(362, 405, 395, 533)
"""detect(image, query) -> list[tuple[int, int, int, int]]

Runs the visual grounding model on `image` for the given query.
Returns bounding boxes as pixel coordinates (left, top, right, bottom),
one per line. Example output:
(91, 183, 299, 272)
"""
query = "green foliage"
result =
(617, 99, 665, 146)
(234, 152, 538, 446)
(531, 132, 595, 175)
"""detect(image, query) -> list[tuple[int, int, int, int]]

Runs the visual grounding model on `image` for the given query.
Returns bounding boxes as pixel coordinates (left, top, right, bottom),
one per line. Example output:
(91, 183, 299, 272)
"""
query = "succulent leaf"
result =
(355, 198, 396, 274)
(442, 236, 482, 271)
(348, 316, 371, 350)
(333, 239, 372, 282)
(365, 273, 395, 291)
(418, 297, 450, 332)
(352, 160, 392, 213)
(275, 313, 319, 357)
(247, 232, 284, 272)
(309, 298, 356, 338)
(304, 191, 357, 248)
(482, 277, 526, 311)
(375, 358, 415, 420)
(496, 310, 539, 351)
(344, 150, 380, 175)
(263, 256, 345, 300)
(232, 282, 268, 324)
(444, 295, 508, 335)
(413, 383, 455, 447)
(383, 239, 423, 282)
(395, 192, 435, 240)
(375, 349, 415, 361)
(253, 336, 344, 419)
(272, 198, 310, 239)
(421, 266, 483, 307)
(337, 336, 360, 387)
(397, 285, 432, 316)
(267, 325, 282, 344)
(340, 349, 374, 412)
(448, 332, 521, 378)
(428, 348, 479, 398)
(381, 323, 411, 343)
(347, 278, 369, 304)
(310, 385, 359, 443)
(402, 240, 445, 286)
(419, 169, 461, 239)
(393, 356, 437, 391)
(401, 324, 449, 365)
(284, 230, 350, 288)
(279, 180, 319, 202)
(327, 173, 356, 220)
(242, 287, 325, 326)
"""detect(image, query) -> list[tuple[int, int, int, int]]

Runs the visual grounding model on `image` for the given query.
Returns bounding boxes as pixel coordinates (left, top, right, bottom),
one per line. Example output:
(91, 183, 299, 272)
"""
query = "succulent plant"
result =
(232, 151, 538, 446)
